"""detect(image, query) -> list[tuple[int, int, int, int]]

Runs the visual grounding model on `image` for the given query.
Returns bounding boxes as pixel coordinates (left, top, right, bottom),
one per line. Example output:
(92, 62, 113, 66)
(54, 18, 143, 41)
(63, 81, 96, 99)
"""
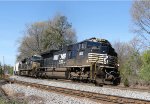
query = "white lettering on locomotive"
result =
(60, 53, 66, 59)
(79, 51, 83, 56)
(53, 55, 59, 60)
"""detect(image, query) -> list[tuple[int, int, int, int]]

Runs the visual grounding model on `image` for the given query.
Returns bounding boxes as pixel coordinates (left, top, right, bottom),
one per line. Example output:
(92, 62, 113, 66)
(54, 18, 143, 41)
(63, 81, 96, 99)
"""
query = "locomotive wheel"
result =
(43, 73, 48, 79)
(95, 68, 105, 86)
(95, 78, 104, 87)
(28, 71, 32, 77)
(113, 77, 121, 85)
(19, 71, 22, 76)
(65, 70, 71, 79)
(35, 72, 40, 78)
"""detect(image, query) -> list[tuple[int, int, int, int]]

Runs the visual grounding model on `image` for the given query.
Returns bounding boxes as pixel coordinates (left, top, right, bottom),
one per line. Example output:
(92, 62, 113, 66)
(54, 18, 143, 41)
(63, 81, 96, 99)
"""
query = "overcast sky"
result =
(0, 1, 135, 66)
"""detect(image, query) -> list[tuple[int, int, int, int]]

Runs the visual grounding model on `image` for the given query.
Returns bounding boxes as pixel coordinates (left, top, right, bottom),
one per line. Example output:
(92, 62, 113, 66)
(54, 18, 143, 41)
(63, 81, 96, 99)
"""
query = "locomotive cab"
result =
(30, 55, 42, 70)
(18, 55, 42, 76)
(65, 37, 120, 85)
(86, 38, 120, 85)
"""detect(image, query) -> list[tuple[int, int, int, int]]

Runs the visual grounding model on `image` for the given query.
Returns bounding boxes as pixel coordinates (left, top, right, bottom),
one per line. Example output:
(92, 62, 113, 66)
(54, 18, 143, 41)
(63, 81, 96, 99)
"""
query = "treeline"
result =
(113, 38, 150, 86)
(17, 14, 77, 60)
(114, 0, 150, 86)
(0, 63, 13, 78)
(113, 0, 150, 86)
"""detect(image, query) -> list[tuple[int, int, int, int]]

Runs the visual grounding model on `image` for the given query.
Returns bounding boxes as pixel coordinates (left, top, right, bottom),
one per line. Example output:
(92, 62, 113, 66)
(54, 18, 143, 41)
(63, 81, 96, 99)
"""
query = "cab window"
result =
(79, 42, 86, 50)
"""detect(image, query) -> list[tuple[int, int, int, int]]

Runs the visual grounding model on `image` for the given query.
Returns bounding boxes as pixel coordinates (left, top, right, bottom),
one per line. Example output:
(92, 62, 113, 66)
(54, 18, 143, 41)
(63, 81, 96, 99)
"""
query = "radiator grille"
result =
(88, 53, 117, 66)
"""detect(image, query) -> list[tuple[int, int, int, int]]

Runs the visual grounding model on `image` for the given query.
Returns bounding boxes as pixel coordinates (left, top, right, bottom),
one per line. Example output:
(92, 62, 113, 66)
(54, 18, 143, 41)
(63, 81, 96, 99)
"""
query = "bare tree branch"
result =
(17, 15, 77, 60)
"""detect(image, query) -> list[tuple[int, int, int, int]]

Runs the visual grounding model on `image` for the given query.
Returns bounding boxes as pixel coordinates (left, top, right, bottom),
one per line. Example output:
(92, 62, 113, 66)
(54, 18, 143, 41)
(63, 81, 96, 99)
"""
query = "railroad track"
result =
(5, 78, 150, 104)
(13, 75, 150, 93)
(50, 79, 150, 93)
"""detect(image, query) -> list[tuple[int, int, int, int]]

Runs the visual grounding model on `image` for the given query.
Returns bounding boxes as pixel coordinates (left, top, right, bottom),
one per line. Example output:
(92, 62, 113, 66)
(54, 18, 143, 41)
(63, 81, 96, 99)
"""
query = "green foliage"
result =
(140, 65, 150, 82)
(43, 15, 76, 50)
(4, 65, 13, 75)
(113, 40, 143, 85)
(0, 97, 5, 104)
(0, 97, 27, 104)
(124, 78, 129, 87)
(139, 50, 150, 82)
(0, 64, 13, 77)
(119, 50, 141, 82)
(8, 68, 13, 75)
(120, 61, 131, 81)
(141, 50, 150, 65)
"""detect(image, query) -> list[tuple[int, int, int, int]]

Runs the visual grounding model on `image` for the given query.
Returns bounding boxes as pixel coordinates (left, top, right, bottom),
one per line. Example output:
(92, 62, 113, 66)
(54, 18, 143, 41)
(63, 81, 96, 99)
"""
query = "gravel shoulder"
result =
(2, 83, 100, 104)
(10, 76, 150, 101)
(0, 79, 26, 104)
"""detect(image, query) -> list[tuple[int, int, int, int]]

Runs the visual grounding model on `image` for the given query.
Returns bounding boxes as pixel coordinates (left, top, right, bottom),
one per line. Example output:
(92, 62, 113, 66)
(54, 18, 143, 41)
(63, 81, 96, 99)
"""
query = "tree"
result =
(139, 50, 150, 82)
(5, 65, 13, 75)
(17, 14, 77, 61)
(128, 37, 143, 74)
(131, 0, 150, 46)
(43, 15, 77, 50)
(113, 40, 142, 84)
(17, 22, 48, 60)
(113, 41, 130, 80)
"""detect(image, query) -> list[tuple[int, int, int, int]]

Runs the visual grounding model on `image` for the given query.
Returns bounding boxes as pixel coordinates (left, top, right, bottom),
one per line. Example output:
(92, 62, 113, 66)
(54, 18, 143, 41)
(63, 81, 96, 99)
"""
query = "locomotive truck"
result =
(16, 37, 121, 85)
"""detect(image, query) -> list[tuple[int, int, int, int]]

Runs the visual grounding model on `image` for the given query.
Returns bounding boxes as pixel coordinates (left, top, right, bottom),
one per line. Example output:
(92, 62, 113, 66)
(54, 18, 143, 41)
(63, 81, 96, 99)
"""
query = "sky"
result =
(0, 1, 135, 66)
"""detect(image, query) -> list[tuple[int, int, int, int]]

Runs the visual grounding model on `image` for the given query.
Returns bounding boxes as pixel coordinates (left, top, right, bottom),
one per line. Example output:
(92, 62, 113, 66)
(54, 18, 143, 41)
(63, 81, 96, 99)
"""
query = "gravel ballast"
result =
(2, 83, 99, 104)
(10, 76, 150, 101)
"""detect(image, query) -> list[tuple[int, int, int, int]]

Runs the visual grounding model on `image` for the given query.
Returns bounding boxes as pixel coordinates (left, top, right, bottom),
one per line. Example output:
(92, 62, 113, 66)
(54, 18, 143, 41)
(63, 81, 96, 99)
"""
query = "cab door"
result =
(76, 42, 88, 66)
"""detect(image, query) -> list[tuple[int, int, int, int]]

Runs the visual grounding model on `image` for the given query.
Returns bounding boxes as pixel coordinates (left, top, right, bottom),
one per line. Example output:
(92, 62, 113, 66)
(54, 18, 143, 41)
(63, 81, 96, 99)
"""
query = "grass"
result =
(0, 97, 27, 104)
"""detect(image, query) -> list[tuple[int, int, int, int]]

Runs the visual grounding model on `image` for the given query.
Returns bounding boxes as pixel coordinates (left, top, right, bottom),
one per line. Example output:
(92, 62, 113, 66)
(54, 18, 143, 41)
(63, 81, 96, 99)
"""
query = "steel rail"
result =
(5, 79, 150, 104)
(19, 75, 150, 93)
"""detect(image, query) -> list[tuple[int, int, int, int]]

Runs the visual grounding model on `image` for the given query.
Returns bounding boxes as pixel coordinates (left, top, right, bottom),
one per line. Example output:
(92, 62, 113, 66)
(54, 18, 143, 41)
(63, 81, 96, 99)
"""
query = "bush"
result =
(124, 78, 130, 87)
(139, 64, 150, 82)
(139, 50, 150, 83)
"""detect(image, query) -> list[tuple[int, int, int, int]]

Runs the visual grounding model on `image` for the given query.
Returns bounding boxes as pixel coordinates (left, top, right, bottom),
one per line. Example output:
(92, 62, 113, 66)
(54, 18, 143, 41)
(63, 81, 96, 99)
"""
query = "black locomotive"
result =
(17, 37, 120, 85)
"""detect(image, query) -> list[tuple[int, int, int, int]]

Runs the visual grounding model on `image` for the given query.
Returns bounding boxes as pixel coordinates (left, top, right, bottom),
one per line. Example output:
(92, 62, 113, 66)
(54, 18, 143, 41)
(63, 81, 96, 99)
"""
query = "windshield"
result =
(100, 46, 108, 54)
(31, 56, 42, 61)
(108, 47, 117, 56)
